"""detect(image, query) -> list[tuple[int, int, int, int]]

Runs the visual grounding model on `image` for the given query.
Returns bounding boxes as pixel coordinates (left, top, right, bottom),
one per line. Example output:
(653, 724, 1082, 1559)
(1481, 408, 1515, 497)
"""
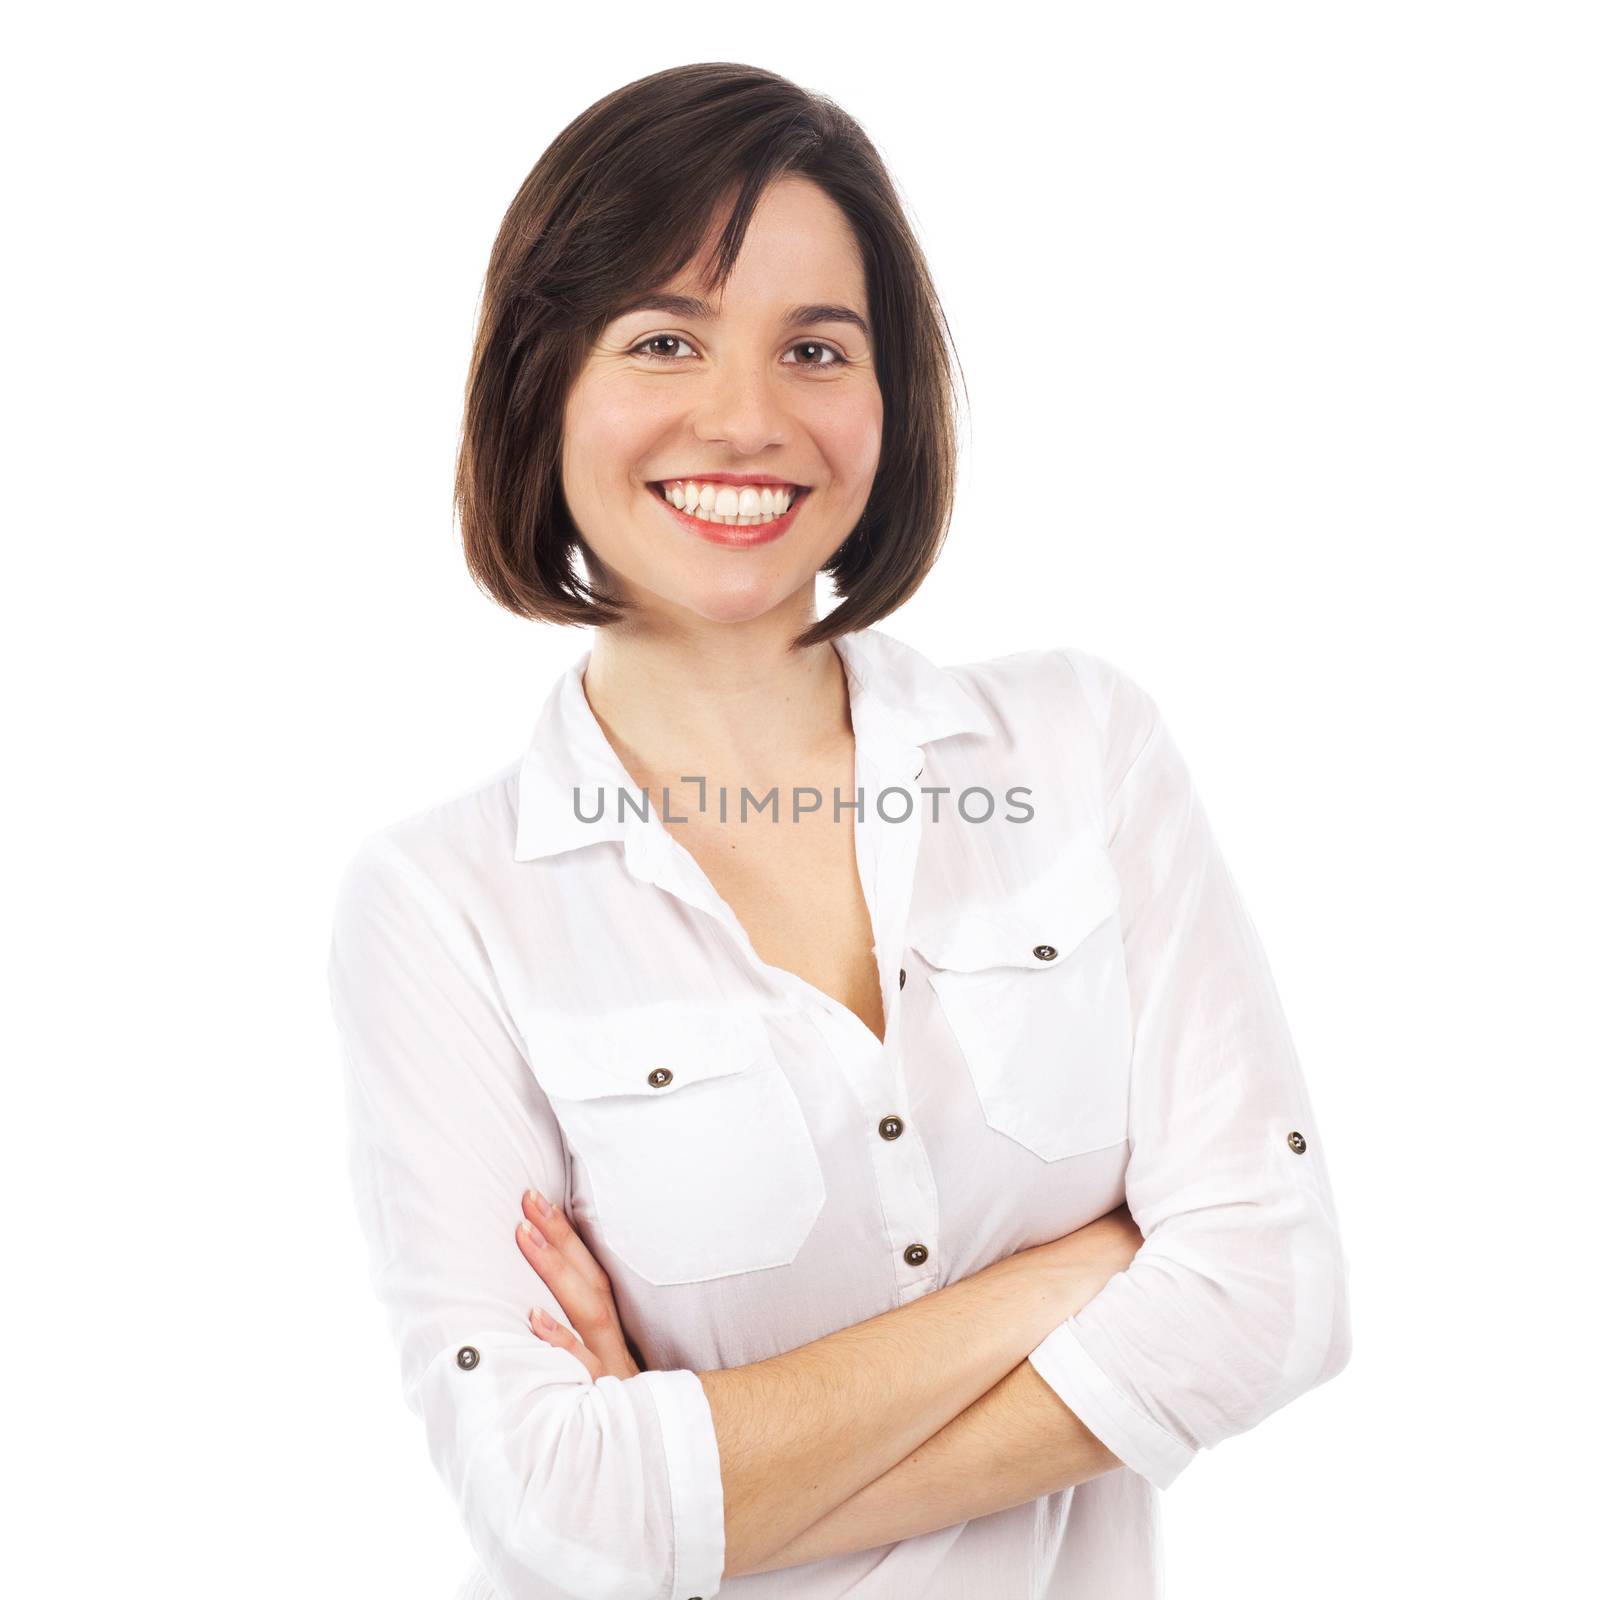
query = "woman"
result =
(326, 62, 1353, 1600)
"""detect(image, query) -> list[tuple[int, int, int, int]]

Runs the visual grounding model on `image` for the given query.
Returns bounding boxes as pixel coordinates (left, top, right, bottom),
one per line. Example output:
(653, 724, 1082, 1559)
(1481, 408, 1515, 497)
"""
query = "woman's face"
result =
(561, 175, 883, 628)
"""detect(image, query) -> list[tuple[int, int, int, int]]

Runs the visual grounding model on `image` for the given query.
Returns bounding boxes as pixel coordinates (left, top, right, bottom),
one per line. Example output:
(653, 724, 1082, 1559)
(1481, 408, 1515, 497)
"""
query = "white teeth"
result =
(660, 479, 800, 526)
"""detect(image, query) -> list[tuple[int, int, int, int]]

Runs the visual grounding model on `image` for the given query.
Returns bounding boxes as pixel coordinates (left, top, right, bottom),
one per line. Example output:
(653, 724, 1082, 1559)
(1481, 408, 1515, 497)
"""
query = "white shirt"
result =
(325, 624, 1353, 1600)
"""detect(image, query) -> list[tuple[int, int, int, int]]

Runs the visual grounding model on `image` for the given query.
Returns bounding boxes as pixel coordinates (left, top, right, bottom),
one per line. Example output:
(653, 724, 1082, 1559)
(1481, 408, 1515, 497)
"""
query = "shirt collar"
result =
(512, 624, 995, 863)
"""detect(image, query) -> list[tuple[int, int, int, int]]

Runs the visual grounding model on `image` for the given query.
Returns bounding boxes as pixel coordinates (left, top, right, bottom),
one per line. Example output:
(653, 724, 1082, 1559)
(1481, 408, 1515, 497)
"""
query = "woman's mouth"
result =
(647, 478, 811, 547)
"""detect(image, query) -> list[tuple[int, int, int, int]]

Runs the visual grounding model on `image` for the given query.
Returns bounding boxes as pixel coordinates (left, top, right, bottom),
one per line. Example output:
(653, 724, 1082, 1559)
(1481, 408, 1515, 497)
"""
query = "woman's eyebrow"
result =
(611, 292, 870, 338)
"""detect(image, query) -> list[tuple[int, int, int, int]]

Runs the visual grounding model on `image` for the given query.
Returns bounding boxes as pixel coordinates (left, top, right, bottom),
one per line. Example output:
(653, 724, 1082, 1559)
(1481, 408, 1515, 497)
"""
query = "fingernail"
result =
(518, 1220, 548, 1250)
(530, 1189, 553, 1218)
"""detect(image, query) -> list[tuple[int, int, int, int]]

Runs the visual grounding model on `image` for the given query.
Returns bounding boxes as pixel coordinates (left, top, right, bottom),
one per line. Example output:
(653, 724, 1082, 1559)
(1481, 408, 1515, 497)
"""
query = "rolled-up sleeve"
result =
(1027, 653, 1355, 1489)
(326, 831, 726, 1599)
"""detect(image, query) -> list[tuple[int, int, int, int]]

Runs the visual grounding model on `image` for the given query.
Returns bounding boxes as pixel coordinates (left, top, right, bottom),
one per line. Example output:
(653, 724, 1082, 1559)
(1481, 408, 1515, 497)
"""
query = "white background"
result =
(5, 3, 1595, 1595)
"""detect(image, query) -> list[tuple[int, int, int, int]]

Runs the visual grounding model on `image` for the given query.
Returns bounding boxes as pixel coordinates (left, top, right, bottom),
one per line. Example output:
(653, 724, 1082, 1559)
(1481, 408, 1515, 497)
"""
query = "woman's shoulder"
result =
(330, 756, 523, 924)
(942, 639, 1163, 752)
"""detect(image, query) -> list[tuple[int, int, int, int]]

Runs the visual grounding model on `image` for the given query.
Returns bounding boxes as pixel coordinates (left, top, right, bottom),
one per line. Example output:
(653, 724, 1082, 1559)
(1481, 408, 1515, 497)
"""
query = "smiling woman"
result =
(328, 58, 1352, 1600)
(453, 69, 960, 646)
(568, 185, 879, 587)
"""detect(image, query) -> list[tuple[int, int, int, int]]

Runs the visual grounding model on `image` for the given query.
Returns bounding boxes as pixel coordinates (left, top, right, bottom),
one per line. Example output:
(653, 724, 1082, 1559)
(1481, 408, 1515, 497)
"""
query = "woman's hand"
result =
(517, 1188, 645, 1381)
(1054, 1201, 1145, 1276)
(1008, 1201, 1147, 1320)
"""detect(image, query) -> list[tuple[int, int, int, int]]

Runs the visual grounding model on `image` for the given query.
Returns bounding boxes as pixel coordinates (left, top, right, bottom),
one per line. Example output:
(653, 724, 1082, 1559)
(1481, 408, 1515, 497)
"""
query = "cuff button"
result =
(456, 1345, 481, 1370)
(1286, 1130, 1307, 1154)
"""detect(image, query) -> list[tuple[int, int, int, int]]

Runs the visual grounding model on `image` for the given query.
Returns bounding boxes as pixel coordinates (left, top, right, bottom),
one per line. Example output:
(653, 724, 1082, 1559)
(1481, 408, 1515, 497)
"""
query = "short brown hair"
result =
(454, 62, 965, 651)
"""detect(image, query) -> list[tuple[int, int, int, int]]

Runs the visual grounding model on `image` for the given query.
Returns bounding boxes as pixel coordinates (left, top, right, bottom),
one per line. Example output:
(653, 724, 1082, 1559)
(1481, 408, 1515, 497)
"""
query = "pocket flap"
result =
(533, 1007, 775, 1102)
(911, 843, 1122, 974)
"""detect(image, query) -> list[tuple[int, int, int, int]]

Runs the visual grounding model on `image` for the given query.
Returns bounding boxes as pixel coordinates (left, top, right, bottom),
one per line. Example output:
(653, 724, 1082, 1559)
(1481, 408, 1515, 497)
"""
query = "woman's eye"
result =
(784, 340, 843, 369)
(632, 335, 693, 362)
(628, 336, 845, 368)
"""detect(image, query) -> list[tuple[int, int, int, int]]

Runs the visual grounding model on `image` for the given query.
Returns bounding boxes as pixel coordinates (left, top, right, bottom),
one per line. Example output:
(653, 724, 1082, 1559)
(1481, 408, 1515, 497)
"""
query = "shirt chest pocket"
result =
(910, 845, 1134, 1162)
(533, 1009, 827, 1287)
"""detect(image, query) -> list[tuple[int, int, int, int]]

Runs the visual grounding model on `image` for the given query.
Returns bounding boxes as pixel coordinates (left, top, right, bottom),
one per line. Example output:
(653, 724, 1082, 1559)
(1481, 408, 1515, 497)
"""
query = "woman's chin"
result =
(623, 570, 809, 628)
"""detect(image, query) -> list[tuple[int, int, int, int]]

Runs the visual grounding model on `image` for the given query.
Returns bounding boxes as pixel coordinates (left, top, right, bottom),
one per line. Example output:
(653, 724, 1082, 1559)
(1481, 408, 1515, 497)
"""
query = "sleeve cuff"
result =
(1028, 1320, 1197, 1490)
(638, 1367, 726, 1598)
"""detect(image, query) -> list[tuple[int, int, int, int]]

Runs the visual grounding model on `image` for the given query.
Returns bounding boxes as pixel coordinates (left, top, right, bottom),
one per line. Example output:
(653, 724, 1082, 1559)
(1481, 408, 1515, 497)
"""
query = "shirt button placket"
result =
(864, 750, 938, 1298)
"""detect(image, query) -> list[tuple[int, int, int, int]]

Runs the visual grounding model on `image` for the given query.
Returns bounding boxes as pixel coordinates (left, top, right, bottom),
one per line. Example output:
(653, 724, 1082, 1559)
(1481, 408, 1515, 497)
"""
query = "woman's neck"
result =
(580, 616, 855, 797)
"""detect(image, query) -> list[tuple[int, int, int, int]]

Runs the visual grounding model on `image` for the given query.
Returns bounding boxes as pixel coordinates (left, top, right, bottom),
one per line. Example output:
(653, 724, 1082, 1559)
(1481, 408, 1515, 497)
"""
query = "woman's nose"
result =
(692, 358, 789, 454)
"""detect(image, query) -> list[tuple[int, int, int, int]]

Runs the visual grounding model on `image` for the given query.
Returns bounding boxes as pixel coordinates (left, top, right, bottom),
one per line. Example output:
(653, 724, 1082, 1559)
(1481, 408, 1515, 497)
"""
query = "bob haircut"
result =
(454, 61, 966, 652)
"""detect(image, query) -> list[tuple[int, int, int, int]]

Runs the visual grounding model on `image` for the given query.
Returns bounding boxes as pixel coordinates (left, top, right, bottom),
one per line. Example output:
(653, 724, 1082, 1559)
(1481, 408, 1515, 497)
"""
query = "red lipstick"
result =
(648, 482, 809, 548)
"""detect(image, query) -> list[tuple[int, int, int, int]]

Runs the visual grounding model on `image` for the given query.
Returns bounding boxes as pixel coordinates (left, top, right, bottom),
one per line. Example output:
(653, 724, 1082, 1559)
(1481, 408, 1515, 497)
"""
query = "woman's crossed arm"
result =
(741, 1351, 1118, 1576)
(520, 1190, 1143, 1577)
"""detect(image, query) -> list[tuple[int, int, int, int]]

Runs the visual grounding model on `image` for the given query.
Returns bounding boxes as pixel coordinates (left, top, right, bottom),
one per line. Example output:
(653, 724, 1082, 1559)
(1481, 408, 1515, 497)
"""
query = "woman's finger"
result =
(516, 1212, 610, 1337)
(521, 1189, 611, 1294)
(528, 1306, 601, 1381)
(517, 1192, 639, 1377)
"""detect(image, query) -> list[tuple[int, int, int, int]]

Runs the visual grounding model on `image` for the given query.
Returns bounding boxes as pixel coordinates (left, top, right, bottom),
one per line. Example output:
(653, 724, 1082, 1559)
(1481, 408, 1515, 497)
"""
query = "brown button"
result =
(647, 1068, 673, 1088)
(1287, 1130, 1308, 1154)
(899, 967, 907, 989)
(879, 1115, 904, 1141)
(1033, 944, 1058, 961)
(456, 1346, 480, 1370)
(903, 1242, 929, 1266)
